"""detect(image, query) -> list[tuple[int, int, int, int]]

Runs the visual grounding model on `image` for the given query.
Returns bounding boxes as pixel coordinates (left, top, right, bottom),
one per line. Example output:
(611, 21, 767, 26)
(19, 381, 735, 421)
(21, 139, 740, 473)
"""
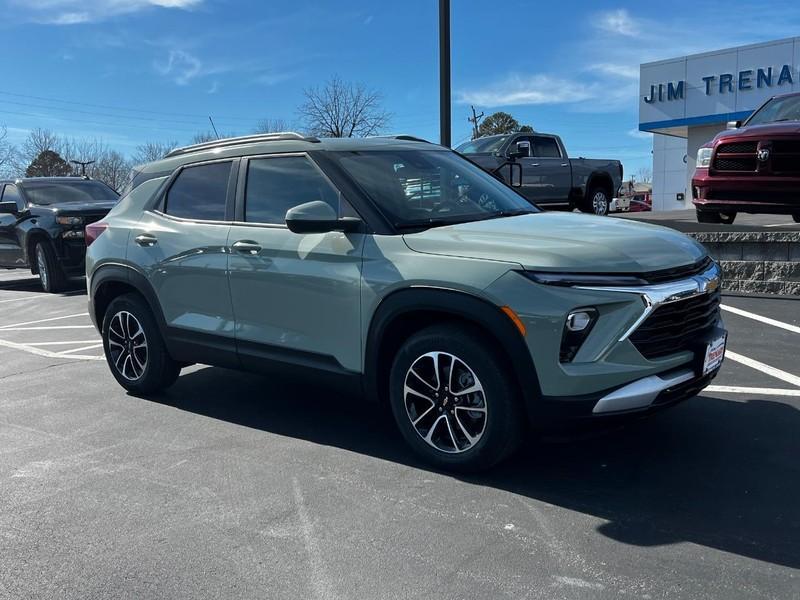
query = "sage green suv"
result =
(86, 133, 726, 471)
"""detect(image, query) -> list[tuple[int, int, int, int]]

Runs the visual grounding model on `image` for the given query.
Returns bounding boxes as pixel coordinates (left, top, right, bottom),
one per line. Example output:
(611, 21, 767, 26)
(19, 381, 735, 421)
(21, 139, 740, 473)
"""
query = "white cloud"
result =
(457, 74, 596, 107)
(591, 62, 639, 80)
(595, 9, 642, 38)
(155, 49, 202, 85)
(627, 128, 652, 140)
(10, 0, 201, 24)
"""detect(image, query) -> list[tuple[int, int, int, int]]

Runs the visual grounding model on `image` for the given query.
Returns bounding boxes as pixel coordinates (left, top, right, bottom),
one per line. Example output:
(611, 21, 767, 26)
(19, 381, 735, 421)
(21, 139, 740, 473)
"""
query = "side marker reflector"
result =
(501, 306, 526, 337)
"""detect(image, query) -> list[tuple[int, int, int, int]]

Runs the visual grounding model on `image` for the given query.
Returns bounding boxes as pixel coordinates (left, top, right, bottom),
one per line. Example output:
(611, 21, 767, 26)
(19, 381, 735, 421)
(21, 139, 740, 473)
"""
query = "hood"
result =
(31, 200, 118, 214)
(715, 121, 800, 142)
(402, 212, 706, 272)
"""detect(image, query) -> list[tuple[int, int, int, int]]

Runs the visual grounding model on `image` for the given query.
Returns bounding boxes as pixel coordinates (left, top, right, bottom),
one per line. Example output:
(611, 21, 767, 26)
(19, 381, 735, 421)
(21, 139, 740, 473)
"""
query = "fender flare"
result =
(89, 263, 168, 334)
(363, 287, 542, 417)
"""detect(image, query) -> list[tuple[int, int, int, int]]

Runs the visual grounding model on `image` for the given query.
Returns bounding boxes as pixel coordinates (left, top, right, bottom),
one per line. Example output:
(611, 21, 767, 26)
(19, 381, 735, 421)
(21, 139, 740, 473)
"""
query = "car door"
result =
(226, 153, 364, 373)
(127, 159, 238, 365)
(0, 184, 26, 267)
(531, 135, 571, 204)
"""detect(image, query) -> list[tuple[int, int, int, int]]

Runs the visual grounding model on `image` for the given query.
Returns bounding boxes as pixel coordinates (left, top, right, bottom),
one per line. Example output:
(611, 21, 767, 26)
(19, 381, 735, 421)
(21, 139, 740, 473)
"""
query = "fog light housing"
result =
(560, 308, 598, 362)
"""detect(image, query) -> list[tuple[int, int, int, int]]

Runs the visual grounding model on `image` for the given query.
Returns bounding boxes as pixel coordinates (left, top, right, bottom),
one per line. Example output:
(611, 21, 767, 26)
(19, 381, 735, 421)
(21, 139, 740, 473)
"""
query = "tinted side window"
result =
(165, 161, 232, 221)
(245, 156, 341, 224)
(509, 136, 534, 157)
(533, 137, 561, 158)
(2, 184, 21, 206)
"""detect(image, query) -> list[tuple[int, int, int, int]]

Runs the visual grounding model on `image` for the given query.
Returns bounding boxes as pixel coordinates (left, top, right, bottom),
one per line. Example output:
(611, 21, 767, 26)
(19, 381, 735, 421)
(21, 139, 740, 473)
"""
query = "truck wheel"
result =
(792, 214, 800, 224)
(719, 212, 736, 225)
(582, 187, 610, 216)
(34, 241, 67, 293)
(102, 293, 181, 395)
(389, 324, 523, 473)
(696, 210, 722, 224)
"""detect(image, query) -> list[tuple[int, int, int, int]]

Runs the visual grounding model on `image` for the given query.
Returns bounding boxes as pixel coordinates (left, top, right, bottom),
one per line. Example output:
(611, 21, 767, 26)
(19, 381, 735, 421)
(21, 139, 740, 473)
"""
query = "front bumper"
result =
(692, 170, 800, 214)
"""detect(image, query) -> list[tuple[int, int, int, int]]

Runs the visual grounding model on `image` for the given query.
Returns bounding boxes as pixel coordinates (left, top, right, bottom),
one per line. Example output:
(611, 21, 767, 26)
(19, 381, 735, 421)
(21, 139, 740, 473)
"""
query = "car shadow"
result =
(0, 275, 86, 294)
(150, 365, 800, 569)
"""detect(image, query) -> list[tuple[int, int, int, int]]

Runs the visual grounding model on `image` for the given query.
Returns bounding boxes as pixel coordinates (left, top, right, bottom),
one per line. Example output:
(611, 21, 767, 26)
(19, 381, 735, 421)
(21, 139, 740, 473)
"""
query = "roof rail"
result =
(372, 134, 432, 144)
(164, 132, 318, 158)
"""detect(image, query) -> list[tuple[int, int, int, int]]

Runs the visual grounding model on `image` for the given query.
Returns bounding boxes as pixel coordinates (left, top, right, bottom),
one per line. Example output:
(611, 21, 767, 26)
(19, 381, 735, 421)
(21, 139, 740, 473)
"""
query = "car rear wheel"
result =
(102, 293, 180, 395)
(581, 187, 610, 216)
(34, 241, 67, 293)
(389, 324, 523, 472)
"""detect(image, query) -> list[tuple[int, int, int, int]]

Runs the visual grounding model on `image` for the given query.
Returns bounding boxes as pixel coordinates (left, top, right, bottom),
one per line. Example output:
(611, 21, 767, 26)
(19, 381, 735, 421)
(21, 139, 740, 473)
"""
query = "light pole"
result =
(439, 0, 451, 147)
(70, 160, 95, 177)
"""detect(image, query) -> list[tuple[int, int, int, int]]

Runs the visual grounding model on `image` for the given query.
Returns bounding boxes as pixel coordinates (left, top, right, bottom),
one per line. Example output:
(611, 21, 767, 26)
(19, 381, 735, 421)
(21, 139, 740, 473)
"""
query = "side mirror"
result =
(0, 201, 18, 214)
(508, 140, 531, 160)
(285, 201, 361, 234)
(726, 120, 741, 130)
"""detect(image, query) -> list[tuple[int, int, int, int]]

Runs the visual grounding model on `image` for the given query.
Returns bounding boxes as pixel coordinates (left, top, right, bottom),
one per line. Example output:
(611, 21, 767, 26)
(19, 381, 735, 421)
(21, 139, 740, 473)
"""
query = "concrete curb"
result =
(688, 231, 800, 296)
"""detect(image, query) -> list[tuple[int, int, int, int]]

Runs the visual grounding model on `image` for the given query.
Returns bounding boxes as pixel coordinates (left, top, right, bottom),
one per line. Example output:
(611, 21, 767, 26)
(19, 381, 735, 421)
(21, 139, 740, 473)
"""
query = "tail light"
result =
(85, 222, 108, 247)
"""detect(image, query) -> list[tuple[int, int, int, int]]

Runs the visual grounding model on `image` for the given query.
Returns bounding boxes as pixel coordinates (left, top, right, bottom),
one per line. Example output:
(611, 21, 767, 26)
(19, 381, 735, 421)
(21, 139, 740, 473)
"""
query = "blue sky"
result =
(2, 0, 800, 175)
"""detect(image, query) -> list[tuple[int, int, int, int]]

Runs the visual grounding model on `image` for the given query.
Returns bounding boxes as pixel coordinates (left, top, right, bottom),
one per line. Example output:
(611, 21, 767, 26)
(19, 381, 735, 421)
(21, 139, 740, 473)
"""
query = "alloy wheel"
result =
(592, 191, 609, 216)
(107, 311, 149, 381)
(403, 351, 487, 454)
(36, 246, 49, 290)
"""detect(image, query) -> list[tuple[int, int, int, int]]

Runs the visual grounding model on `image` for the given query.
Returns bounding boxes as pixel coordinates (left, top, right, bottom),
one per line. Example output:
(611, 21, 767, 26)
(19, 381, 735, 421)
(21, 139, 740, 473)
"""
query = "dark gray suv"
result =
(86, 133, 726, 471)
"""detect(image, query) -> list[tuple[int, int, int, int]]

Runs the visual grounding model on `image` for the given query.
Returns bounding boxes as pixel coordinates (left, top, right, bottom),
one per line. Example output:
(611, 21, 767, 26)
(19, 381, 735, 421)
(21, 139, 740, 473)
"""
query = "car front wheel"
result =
(102, 293, 180, 395)
(35, 241, 66, 293)
(389, 324, 523, 472)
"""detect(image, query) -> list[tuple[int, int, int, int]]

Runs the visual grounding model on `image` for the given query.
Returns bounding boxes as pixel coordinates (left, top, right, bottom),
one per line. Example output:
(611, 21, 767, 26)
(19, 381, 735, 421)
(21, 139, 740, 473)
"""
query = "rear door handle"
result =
(531, 163, 540, 167)
(561, 163, 569, 167)
(134, 233, 158, 247)
(232, 240, 262, 255)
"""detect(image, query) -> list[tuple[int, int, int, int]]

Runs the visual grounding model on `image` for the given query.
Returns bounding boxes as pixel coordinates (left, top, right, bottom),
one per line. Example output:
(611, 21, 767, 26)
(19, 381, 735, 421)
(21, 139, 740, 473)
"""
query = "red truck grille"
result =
(712, 140, 800, 176)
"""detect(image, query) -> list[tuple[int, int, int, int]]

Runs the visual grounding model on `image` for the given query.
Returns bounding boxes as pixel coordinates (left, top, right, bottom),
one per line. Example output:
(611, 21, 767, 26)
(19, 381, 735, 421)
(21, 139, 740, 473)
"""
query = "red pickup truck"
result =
(692, 91, 800, 225)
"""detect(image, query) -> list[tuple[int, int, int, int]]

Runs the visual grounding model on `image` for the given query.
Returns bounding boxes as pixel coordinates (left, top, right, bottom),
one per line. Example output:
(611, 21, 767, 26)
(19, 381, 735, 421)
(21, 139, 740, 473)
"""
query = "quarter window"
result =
(165, 161, 232, 221)
(245, 156, 341, 224)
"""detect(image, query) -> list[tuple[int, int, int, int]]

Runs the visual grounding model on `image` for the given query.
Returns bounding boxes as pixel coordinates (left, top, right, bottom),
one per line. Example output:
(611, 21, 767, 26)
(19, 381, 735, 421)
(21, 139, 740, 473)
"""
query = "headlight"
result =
(697, 147, 712, 168)
(523, 271, 647, 287)
(56, 215, 84, 227)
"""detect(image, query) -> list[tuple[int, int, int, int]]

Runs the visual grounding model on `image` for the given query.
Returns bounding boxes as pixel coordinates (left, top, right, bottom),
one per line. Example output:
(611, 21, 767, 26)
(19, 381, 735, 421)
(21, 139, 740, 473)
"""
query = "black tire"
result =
(696, 209, 722, 224)
(102, 293, 180, 395)
(719, 212, 737, 225)
(792, 214, 800, 224)
(581, 186, 610, 216)
(388, 324, 523, 472)
(34, 241, 67, 293)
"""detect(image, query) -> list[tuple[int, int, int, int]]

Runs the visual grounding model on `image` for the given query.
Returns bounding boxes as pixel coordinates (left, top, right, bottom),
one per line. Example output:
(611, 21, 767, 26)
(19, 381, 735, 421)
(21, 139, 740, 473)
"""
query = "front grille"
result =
(771, 140, 800, 175)
(717, 141, 758, 154)
(714, 156, 757, 171)
(630, 290, 721, 360)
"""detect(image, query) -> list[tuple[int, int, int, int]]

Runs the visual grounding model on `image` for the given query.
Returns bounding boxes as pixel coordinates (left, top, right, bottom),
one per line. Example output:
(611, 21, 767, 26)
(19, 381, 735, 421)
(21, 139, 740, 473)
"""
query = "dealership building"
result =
(639, 37, 800, 211)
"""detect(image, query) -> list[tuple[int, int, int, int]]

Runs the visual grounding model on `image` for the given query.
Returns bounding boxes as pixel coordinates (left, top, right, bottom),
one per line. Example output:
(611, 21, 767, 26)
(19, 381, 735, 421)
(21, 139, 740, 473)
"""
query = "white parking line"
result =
(59, 343, 104, 355)
(725, 350, 800, 388)
(26, 340, 100, 346)
(0, 313, 88, 329)
(0, 337, 103, 361)
(721, 304, 800, 335)
(0, 325, 95, 331)
(706, 385, 800, 397)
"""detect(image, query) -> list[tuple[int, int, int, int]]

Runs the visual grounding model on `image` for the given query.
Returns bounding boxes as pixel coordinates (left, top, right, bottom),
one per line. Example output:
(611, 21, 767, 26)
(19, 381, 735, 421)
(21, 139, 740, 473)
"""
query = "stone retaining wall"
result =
(688, 231, 800, 295)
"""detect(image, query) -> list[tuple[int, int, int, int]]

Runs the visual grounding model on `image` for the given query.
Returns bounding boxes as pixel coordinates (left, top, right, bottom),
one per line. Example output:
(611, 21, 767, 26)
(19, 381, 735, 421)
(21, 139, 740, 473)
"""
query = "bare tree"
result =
(132, 141, 178, 164)
(93, 150, 131, 192)
(254, 118, 291, 134)
(0, 126, 15, 177)
(636, 166, 653, 184)
(298, 76, 390, 138)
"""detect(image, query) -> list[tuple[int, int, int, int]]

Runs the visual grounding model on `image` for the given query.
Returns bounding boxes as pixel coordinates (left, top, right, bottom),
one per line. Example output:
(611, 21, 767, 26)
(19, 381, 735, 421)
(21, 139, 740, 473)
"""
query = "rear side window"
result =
(2, 184, 21, 206)
(533, 137, 561, 158)
(165, 161, 232, 221)
(244, 156, 341, 224)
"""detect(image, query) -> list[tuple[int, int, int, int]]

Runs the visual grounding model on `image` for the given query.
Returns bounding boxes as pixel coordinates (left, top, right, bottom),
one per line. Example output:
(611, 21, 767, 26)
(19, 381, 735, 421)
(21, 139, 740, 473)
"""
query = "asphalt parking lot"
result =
(0, 271, 798, 600)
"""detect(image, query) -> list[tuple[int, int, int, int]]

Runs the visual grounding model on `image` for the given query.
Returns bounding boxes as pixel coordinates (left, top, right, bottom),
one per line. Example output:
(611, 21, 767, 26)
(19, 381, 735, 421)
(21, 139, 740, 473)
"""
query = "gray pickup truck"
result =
(456, 133, 623, 216)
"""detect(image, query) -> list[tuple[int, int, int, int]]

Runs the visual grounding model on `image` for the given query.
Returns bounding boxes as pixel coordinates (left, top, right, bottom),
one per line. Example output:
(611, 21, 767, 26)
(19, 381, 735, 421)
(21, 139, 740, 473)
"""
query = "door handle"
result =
(561, 163, 569, 167)
(232, 240, 262, 255)
(134, 233, 158, 247)
(531, 163, 540, 167)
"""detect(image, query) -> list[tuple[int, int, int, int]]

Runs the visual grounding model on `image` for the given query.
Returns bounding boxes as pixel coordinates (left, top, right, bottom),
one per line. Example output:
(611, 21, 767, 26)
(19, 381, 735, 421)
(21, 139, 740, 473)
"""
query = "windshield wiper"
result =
(479, 209, 536, 221)
(772, 118, 799, 123)
(393, 218, 464, 232)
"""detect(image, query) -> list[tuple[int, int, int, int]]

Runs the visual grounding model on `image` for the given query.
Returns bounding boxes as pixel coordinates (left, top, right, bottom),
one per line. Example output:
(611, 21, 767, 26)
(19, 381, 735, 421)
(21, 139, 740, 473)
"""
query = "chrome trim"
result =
(592, 368, 695, 414)
(576, 261, 721, 342)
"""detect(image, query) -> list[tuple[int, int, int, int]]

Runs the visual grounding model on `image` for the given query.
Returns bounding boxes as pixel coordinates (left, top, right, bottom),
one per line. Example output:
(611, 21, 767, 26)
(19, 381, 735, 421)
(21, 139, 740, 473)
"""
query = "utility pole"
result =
(468, 105, 484, 139)
(439, 0, 451, 147)
(70, 160, 94, 177)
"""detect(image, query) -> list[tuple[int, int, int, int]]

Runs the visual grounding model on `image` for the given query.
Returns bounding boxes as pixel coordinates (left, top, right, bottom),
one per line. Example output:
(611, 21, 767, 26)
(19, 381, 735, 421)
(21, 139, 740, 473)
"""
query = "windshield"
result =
(746, 94, 800, 126)
(455, 135, 508, 154)
(22, 180, 119, 205)
(332, 149, 537, 229)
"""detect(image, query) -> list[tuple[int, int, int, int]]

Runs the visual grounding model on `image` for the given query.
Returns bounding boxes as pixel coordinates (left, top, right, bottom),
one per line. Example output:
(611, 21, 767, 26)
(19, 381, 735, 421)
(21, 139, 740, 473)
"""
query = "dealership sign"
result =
(643, 64, 795, 103)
